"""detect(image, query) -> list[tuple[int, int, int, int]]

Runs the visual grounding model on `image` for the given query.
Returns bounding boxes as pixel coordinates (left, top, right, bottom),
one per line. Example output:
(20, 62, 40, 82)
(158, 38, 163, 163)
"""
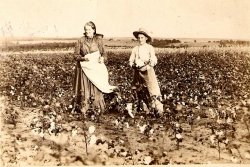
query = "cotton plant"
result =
(209, 128, 228, 160)
(144, 124, 154, 138)
(136, 119, 155, 139)
(71, 126, 78, 138)
(113, 116, 131, 131)
(241, 111, 250, 136)
(138, 124, 147, 134)
(208, 121, 238, 160)
(83, 98, 103, 123)
(126, 103, 135, 118)
(30, 105, 63, 138)
(82, 125, 98, 155)
(186, 110, 195, 130)
(173, 123, 183, 150)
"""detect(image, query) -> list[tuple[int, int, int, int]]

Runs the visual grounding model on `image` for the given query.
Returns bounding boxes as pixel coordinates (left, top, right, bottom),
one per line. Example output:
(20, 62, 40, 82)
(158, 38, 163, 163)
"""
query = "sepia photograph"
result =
(0, 0, 250, 166)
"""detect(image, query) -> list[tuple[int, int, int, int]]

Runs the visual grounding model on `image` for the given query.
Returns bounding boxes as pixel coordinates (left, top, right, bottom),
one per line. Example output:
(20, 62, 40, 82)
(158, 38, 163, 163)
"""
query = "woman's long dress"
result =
(73, 35, 115, 113)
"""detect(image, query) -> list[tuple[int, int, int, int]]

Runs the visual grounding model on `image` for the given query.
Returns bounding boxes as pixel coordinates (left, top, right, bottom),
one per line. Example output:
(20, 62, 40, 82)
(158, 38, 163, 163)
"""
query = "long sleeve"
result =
(98, 38, 107, 60)
(74, 39, 81, 55)
(129, 47, 136, 67)
(74, 39, 81, 61)
(73, 39, 87, 61)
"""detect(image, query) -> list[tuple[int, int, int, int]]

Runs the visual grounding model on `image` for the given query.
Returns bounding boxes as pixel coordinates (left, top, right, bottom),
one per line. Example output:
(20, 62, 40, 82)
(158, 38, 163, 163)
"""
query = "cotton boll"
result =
(126, 103, 134, 118)
(88, 125, 96, 134)
(124, 122, 130, 128)
(139, 124, 147, 133)
(176, 133, 182, 139)
(143, 156, 152, 165)
(89, 135, 97, 146)
(72, 129, 78, 137)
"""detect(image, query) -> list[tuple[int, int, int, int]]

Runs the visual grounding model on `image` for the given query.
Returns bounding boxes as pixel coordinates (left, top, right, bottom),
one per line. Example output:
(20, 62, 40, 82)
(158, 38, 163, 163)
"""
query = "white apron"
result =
(80, 51, 116, 93)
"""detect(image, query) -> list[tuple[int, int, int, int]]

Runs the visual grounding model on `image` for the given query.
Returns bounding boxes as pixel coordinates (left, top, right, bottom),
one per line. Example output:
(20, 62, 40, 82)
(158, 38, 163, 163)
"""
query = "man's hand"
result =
(98, 57, 104, 64)
(132, 64, 137, 69)
(139, 65, 150, 72)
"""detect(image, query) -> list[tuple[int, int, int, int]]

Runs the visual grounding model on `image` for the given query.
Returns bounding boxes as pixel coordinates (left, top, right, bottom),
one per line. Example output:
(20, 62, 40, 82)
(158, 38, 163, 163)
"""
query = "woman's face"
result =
(84, 25, 95, 38)
(138, 34, 147, 45)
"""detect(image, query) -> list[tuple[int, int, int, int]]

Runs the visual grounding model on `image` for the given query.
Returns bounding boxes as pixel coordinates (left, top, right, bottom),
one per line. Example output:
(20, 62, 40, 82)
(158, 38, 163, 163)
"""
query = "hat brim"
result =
(133, 31, 152, 43)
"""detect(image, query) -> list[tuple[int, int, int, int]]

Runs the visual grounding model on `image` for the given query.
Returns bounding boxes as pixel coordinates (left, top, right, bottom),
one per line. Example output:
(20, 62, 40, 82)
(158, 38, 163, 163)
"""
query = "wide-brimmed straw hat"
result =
(133, 28, 152, 43)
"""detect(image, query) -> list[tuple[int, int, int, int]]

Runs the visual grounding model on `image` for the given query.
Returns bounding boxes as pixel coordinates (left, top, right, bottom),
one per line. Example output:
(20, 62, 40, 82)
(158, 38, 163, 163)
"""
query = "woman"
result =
(73, 21, 116, 113)
(129, 28, 163, 116)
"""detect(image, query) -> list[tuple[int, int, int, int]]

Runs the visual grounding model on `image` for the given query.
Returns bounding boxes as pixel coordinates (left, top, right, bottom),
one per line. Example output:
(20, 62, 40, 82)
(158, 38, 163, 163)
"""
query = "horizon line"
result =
(1, 36, 250, 41)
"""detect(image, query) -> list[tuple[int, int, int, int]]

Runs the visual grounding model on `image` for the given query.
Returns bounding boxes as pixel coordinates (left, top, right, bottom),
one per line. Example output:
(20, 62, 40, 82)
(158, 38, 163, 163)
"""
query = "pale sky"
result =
(0, 0, 250, 39)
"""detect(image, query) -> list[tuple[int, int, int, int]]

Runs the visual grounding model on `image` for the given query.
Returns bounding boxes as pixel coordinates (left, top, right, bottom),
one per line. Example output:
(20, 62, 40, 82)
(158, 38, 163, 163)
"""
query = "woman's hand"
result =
(149, 60, 156, 67)
(82, 57, 89, 61)
(75, 55, 89, 61)
(78, 57, 89, 61)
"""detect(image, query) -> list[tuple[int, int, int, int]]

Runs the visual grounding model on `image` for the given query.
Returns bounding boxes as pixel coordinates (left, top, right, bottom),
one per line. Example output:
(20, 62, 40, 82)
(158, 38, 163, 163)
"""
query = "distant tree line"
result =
(2, 42, 75, 51)
(217, 40, 250, 47)
(151, 39, 181, 48)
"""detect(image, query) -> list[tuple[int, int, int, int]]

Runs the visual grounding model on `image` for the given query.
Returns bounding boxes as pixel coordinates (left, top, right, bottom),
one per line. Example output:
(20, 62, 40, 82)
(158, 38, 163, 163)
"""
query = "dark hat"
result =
(133, 28, 152, 43)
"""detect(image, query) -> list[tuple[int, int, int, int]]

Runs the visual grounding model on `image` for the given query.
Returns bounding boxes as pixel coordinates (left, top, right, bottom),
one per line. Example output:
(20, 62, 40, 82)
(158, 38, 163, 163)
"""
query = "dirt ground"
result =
(1, 94, 250, 166)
